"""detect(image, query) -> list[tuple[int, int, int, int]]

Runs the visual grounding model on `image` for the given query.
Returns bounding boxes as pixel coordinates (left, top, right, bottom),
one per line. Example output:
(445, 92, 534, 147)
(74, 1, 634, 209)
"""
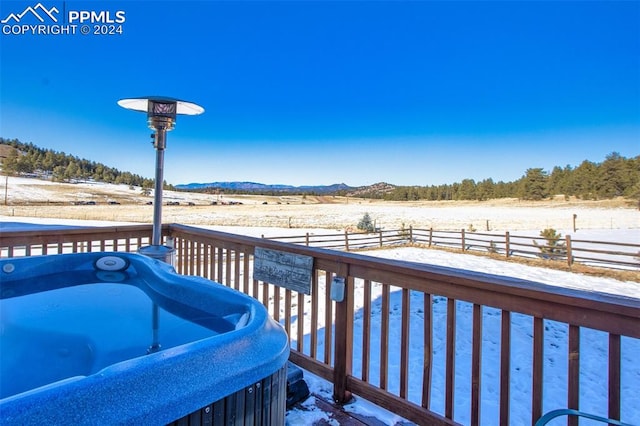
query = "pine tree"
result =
(597, 152, 627, 198)
(397, 222, 411, 241)
(520, 168, 548, 200)
(572, 160, 597, 199)
(1, 150, 19, 175)
(533, 228, 566, 260)
(357, 213, 375, 232)
(547, 165, 572, 196)
(477, 178, 495, 201)
(456, 179, 477, 200)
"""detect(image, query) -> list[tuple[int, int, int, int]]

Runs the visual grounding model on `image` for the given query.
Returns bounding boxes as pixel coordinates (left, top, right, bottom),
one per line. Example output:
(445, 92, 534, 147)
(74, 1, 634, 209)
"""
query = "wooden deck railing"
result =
(0, 224, 156, 258)
(1, 223, 639, 425)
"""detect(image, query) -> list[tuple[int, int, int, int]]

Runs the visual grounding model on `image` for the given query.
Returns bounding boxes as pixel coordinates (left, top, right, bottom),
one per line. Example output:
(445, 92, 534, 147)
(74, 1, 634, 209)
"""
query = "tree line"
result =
(372, 152, 639, 201)
(0, 138, 175, 191)
(1, 138, 638, 202)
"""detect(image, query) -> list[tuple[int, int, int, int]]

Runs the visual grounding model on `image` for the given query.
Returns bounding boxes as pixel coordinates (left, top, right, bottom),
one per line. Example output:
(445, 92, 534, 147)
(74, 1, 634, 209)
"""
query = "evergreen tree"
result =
(476, 178, 495, 201)
(357, 213, 375, 232)
(64, 161, 79, 181)
(572, 160, 597, 199)
(52, 165, 66, 182)
(520, 168, 548, 200)
(626, 156, 640, 206)
(547, 165, 572, 196)
(1, 149, 19, 175)
(42, 151, 55, 172)
(533, 228, 567, 260)
(597, 152, 626, 198)
(456, 179, 477, 200)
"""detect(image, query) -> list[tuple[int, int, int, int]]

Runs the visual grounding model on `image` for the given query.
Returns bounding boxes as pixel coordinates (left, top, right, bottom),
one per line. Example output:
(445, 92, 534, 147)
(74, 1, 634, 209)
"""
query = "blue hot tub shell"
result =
(0, 252, 289, 425)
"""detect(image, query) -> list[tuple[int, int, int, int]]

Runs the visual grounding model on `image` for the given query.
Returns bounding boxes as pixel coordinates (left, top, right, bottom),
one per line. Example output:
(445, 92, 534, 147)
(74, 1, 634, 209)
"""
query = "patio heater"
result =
(117, 96, 204, 264)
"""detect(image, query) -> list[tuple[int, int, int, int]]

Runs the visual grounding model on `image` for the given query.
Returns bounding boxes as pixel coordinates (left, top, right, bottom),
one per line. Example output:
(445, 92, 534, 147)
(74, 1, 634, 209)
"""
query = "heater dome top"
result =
(117, 96, 204, 116)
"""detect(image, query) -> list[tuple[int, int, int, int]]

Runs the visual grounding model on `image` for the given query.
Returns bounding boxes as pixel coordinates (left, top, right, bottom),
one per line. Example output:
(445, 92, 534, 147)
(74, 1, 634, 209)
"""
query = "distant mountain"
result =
(175, 181, 355, 194)
(346, 182, 397, 198)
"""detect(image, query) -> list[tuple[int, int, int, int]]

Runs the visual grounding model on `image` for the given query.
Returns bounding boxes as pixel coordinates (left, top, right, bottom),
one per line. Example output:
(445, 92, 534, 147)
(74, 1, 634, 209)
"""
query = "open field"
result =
(1, 177, 638, 232)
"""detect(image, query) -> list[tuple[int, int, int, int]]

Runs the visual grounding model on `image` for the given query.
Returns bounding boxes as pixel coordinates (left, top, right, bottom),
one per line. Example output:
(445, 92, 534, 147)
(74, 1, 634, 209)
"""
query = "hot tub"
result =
(0, 252, 289, 425)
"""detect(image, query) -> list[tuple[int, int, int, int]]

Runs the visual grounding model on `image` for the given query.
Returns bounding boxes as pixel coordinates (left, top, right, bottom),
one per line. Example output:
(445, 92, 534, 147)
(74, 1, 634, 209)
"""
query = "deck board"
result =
(290, 394, 416, 426)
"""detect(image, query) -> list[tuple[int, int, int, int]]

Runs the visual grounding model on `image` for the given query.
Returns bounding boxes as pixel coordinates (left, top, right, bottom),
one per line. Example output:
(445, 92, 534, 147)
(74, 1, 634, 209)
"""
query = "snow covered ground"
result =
(1, 210, 638, 425)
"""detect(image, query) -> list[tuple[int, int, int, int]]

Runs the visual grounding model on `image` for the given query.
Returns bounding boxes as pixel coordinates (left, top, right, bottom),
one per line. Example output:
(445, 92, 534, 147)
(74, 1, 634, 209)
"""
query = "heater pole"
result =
(152, 128, 167, 246)
(147, 303, 161, 354)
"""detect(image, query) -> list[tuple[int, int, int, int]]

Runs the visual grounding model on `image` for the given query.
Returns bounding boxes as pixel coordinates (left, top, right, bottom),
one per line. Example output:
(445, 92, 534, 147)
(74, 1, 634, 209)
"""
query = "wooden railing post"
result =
(428, 228, 433, 247)
(409, 225, 413, 243)
(333, 273, 354, 404)
(305, 232, 310, 246)
(461, 228, 466, 252)
(608, 334, 621, 420)
(344, 230, 349, 251)
(566, 235, 572, 266)
(379, 230, 383, 247)
(499, 311, 511, 425)
(175, 237, 183, 274)
(505, 231, 510, 258)
(568, 325, 580, 426)
(532, 317, 544, 424)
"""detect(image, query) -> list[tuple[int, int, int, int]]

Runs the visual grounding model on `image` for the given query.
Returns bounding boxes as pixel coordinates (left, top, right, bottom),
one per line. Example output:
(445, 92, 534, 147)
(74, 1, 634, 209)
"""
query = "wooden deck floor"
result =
(290, 394, 416, 426)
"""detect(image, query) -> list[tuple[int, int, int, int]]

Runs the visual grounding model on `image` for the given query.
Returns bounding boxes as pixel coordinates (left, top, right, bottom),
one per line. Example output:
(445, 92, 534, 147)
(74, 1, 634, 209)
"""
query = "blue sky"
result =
(1, 1, 638, 187)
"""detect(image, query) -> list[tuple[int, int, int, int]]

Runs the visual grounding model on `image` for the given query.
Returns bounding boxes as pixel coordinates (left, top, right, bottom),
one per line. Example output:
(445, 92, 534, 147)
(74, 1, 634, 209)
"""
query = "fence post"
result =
(566, 235, 572, 266)
(409, 225, 413, 243)
(505, 231, 510, 258)
(333, 273, 354, 404)
(305, 232, 310, 246)
(461, 228, 466, 252)
(429, 228, 433, 247)
(344, 230, 349, 251)
(379, 230, 383, 247)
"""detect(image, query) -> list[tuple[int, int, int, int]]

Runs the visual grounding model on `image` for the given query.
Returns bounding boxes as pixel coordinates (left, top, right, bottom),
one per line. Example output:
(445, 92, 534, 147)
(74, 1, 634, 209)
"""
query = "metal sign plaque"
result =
(253, 247, 313, 295)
